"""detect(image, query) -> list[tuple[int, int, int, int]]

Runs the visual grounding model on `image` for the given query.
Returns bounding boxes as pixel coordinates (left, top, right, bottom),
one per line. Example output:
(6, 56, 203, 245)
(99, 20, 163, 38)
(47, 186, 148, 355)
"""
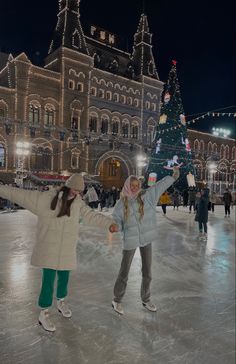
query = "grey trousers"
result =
(113, 243, 152, 303)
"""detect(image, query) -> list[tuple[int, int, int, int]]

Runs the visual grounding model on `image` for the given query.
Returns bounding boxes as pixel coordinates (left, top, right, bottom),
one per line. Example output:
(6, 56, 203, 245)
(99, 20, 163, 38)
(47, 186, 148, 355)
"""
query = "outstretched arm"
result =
(147, 167, 180, 203)
(0, 185, 42, 215)
(80, 200, 118, 232)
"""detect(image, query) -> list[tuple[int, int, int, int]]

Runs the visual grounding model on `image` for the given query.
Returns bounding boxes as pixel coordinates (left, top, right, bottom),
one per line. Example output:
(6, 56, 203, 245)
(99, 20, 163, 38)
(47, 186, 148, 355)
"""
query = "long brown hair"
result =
(122, 176, 145, 222)
(50, 186, 75, 217)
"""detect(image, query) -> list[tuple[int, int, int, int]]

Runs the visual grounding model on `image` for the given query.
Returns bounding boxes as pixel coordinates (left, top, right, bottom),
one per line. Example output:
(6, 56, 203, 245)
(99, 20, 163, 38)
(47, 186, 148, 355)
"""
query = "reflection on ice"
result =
(0, 205, 235, 364)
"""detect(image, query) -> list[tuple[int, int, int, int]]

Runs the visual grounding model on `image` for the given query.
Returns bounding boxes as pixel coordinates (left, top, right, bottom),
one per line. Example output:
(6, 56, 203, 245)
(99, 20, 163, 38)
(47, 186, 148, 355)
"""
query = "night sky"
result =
(0, 0, 235, 137)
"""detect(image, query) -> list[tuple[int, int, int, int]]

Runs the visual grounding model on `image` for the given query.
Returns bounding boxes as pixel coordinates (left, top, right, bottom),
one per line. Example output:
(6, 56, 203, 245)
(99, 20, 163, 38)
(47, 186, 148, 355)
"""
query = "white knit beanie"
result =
(65, 173, 85, 191)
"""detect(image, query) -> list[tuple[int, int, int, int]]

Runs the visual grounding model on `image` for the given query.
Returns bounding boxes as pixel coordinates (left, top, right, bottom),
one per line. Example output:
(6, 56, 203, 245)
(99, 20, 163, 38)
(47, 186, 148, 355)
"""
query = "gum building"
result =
(0, 0, 235, 191)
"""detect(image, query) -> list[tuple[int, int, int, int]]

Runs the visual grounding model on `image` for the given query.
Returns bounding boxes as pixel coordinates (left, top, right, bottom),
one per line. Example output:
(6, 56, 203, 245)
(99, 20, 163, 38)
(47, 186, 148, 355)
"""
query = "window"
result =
(120, 95, 126, 104)
(91, 87, 97, 96)
(71, 150, 80, 169)
(0, 108, 5, 117)
(151, 103, 156, 111)
(0, 143, 5, 167)
(122, 124, 129, 138)
(127, 97, 132, 105)
(44, 108, 54, 126)
(131, 125, 138, 139)
(134, 99, 139, 107)
(71, 117, 78, 130)
(101, 118, 108, 134)
(29, 104, 40, 125)
(145, 101, 150, 109)
(106, 91, 112, 100)
(98, 89, 105, 98)
(113, 93, 119, 102)
(112, 121, 119, 135)
(68, 80, 75, 90)
(77, 83, 83, 92)
(89, 116, 97, 132)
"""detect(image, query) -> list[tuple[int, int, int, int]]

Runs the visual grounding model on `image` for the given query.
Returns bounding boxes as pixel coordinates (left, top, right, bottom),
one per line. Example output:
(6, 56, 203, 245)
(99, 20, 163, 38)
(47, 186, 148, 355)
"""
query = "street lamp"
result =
(208, 162, 217, 191)
(136, 154, 147, 177)
(15, 141, 31, 187)
(212, 127, 231, 138)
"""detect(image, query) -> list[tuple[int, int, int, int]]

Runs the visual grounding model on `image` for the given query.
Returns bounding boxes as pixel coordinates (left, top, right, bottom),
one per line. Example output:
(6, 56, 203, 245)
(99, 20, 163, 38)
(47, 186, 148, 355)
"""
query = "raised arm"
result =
(0, 185, 42, 215)
(147, 167, 180, 203)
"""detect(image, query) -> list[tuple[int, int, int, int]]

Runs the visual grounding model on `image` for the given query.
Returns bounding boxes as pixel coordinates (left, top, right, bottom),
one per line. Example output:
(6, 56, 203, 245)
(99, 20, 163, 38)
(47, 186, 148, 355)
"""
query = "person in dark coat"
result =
(195, 188, 209, 240)
(223, 188, 232, 217)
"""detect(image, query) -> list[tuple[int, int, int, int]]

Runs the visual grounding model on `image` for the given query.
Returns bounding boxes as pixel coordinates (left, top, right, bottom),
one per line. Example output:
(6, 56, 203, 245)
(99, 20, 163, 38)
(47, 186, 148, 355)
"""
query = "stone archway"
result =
(95, 151, 133, 189)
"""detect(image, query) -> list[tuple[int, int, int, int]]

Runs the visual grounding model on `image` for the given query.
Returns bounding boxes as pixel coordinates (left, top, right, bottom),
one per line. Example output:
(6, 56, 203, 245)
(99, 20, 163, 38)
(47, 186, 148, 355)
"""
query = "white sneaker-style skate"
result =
(112, 300, 124, 315)
(142, 301, 157, 312)
(57, 299, 72, 318)
(38, 309, 56, 332)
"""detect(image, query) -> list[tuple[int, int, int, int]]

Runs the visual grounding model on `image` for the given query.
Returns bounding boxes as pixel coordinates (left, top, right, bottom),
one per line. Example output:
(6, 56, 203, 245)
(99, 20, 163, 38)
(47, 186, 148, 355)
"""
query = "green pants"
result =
(38, 268, 70, 308)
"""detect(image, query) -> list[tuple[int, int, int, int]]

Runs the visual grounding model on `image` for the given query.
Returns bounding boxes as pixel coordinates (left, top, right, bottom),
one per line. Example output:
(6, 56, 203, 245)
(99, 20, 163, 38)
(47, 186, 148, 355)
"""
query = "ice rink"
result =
(0, 205, 235, 364)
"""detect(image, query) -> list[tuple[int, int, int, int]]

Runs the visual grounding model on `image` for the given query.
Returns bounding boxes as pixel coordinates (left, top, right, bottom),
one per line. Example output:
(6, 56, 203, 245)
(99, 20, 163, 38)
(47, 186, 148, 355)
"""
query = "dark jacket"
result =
(195, 189, 209, 223)
(223, 191, 232, 205)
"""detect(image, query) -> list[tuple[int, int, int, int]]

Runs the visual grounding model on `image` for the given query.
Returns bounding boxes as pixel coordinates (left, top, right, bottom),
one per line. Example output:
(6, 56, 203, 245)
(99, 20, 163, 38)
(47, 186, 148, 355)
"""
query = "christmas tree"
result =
(145, 60, 195, 191)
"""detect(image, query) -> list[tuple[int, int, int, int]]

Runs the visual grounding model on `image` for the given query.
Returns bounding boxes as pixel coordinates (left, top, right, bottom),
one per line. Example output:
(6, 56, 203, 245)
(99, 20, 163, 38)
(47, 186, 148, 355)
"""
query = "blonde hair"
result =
(122, 176, 145, 222)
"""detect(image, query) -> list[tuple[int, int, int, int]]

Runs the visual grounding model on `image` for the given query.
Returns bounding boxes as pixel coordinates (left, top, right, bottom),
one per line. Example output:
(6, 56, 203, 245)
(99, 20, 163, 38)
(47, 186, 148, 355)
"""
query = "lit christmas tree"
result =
(145, 60, 195, 191)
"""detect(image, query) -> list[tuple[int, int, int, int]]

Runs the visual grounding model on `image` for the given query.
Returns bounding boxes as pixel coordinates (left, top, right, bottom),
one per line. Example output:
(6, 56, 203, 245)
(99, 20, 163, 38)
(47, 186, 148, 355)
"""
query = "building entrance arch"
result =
(95, 151, 133, 189)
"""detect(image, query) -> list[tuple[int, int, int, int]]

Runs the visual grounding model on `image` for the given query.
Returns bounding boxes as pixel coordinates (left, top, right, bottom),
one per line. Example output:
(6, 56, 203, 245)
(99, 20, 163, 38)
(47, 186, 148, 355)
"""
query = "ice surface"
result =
(0, 206, 235, 364)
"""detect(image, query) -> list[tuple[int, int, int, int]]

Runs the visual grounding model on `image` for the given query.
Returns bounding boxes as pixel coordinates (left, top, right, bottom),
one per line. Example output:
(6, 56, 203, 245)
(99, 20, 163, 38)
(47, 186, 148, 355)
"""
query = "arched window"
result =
(113, 93, 119, 102)
(225, 145, 229, 160)
(207, 142, 212, 155)
(29, 104, 40, 125)
(151, 103, 156, 111)
(131, 124, 138, 139)
(71, 149, 80, 169)
(101, 117, 109, 134)
(89, 115, 98, 132)
(68, 80, 75, 90)
(145, 101, 150, 109)
(194, 140, 200, 152)
(0, 143, 5, 167)
(134, 98, 139, 107)
(106, 91, 112, 100)
(112, 121, 119, 135)
(127, 97, 132, 105)
(200, 140, 204, 153)
(91, 87, 97, 96)
(220, 145, 225, 159)
(120, 95, 126, 104)
(147, 126, 155, 145)
(44, 106, 55, 127)
(122, 123, 129, 138)
(77, 83, 83, 92)
(232, 147, 236, 160)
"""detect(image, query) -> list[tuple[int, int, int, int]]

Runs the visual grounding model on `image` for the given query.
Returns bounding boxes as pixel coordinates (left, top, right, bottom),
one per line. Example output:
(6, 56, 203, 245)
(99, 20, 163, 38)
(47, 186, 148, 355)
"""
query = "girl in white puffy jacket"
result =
(0, 174, 118, 332)
(111, 167, 179, 315)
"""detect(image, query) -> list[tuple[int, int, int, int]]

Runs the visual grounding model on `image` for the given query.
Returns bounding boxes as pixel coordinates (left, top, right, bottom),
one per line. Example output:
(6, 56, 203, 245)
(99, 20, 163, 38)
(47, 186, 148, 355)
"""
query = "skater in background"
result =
(111, 167, 180, 315)
(223, 188, 232, 217)
(159, 191, 171, 215)
(195, 188, 209, 240)
(209, 190, 217, 212)
(188, 187, 196, 213)
(0, 174, 118, 332)
(172, 189, 180, 210)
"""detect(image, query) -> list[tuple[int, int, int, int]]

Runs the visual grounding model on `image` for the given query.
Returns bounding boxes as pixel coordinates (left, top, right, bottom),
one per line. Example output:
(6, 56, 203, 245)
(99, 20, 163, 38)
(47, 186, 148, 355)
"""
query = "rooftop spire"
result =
(131, 13, 159, 79)
(48, 0, 89, 55)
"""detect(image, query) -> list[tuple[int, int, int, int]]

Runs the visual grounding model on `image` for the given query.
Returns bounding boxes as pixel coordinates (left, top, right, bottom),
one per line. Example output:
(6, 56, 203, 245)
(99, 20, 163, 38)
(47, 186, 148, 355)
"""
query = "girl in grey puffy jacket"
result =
(111, 167, 179, 315)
